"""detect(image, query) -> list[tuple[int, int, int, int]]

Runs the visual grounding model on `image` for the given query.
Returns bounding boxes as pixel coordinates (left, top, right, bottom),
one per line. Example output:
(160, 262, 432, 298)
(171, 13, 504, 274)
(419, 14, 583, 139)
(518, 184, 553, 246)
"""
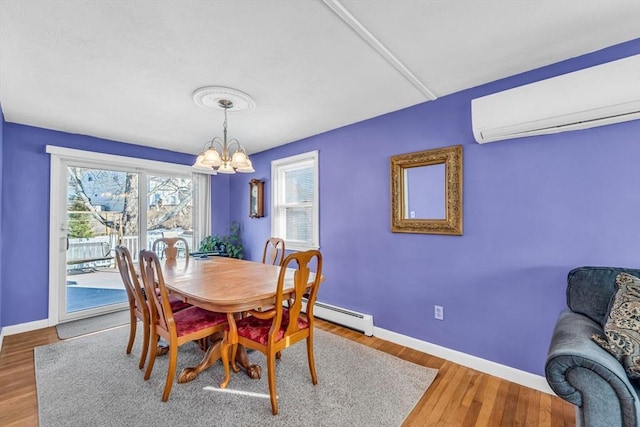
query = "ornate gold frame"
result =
(390, 145, 463, 235)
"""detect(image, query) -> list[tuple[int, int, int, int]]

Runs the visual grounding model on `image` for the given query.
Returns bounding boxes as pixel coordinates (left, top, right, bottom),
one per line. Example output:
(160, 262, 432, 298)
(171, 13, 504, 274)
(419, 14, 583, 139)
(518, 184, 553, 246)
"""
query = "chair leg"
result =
(306, 334, 318, 385)
(144, 329, 158, 380)
(139, 320, 150, 369)
(162, 342, 179, 402)
(126, 312, 136, 355)
(267, 352, 278, 415)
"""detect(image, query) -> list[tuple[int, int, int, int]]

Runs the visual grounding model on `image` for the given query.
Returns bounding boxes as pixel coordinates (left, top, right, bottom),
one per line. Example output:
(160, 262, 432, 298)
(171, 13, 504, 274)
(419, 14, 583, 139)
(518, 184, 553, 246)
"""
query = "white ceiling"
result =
(1, 0, 639, 157)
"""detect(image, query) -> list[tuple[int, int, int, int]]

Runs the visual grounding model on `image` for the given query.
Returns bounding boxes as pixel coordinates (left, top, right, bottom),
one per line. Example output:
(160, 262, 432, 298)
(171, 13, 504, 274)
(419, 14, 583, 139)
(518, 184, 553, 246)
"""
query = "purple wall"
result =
(210, 174, 231, 237)
(226, 39, 640, 376)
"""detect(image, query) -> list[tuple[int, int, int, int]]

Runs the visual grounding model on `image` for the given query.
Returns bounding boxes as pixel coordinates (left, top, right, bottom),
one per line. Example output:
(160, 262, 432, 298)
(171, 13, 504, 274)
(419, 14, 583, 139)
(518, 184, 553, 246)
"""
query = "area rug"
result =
(36, 327, 437, 426)
(56, 310, 130, 339)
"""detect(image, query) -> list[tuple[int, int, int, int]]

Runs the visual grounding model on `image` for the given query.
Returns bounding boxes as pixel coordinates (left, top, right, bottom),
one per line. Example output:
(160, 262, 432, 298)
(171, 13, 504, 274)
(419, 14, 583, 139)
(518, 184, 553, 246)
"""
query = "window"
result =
(271, 150, 319, 250)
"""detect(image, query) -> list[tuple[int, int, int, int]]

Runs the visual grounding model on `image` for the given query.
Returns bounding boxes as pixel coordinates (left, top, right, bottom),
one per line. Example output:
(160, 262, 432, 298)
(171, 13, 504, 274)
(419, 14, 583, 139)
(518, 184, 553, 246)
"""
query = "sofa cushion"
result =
(591, 273, 640, 385)
(567, 266, 640, 326)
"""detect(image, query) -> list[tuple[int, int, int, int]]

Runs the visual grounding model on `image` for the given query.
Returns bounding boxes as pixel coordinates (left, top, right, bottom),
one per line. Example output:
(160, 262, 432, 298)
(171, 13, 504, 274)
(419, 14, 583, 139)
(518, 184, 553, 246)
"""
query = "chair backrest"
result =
(139, 249, 174, 332)
(262, 237, 285, 266)
(272, 249, 322, 338)
(152, 237, 190, 261)
(114, 245, 147, 318)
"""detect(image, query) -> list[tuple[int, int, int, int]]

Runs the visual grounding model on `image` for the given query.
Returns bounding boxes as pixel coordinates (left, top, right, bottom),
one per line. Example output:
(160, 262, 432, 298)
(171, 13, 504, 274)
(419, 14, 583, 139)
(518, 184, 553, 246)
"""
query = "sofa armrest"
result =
(545, 309, 639, 427)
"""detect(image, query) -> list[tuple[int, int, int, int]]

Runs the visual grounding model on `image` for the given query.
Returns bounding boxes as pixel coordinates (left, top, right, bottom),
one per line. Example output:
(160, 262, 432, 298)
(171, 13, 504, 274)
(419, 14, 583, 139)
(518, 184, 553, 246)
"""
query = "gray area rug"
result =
(36, 326, 437, 426)
(56, 310, 130, 339)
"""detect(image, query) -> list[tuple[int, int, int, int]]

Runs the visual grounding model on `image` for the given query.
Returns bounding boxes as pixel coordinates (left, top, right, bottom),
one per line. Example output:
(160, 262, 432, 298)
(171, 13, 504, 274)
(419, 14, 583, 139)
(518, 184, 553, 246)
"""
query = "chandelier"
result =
(192, 87, 255, 174)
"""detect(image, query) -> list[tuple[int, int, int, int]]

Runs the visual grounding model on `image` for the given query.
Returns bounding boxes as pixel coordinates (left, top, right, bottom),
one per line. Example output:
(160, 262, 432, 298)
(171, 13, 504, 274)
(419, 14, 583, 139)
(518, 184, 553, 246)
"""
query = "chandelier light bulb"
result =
(192, 153, 210, 170)
(201, 147, 221, 166)
(236, 158, 255, 173)
(217, 162, 236, 174)
(230, 151, 249, 168)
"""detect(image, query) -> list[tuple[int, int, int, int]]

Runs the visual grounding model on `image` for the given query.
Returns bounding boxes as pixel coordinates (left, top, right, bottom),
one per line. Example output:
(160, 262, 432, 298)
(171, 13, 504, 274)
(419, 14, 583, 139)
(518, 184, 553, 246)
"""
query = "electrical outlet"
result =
(434, 305, 444, 320)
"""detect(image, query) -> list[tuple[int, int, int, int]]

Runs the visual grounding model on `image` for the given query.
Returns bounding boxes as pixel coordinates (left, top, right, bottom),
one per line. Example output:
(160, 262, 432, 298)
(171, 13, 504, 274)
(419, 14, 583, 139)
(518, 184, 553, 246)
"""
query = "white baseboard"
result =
(2, 319, 50, 336)
(373, 326, 555, 395)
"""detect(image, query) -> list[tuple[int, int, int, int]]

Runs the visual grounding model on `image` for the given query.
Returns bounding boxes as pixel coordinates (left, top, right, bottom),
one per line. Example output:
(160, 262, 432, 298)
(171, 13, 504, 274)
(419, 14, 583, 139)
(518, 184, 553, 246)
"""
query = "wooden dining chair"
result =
(115, 246, 192, 369)
(138, 249, 228, 402)
(220, 249, 323, 415)
(152, 237, 189, 261)
(260, 237, 288, 312)
(262, 237, 285, 266)
(114, 245, 151, 369)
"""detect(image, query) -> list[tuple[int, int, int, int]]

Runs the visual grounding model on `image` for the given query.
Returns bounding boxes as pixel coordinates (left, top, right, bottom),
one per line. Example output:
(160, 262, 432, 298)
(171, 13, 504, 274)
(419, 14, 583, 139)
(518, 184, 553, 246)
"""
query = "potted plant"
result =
(198, 221, 244, 259)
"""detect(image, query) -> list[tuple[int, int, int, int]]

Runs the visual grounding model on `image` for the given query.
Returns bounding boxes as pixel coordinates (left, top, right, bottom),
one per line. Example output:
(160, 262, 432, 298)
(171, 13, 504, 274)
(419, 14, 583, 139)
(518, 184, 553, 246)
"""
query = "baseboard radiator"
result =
(301, 298, 374, 336)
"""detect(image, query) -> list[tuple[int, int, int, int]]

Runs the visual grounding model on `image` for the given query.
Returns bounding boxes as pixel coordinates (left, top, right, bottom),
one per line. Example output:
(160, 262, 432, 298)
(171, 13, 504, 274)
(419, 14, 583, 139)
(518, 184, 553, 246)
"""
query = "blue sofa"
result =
(545, 266, 640, 427)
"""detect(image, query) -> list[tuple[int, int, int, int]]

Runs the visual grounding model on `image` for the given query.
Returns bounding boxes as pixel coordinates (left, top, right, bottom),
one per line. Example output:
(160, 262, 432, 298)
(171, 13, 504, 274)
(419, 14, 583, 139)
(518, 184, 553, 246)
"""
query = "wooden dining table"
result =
(161, 255, 314, 383)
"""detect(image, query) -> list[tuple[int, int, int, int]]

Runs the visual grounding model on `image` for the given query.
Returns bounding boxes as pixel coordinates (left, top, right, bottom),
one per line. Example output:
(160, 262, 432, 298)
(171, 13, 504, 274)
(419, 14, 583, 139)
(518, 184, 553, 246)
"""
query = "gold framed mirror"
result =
(390, 145, 463, 235)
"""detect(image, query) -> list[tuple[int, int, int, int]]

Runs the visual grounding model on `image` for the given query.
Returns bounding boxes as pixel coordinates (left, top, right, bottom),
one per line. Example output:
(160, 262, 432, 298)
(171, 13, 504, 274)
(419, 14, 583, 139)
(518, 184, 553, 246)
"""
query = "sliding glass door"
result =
(50, 149, 207, 324)
(63, 166, 139, 320)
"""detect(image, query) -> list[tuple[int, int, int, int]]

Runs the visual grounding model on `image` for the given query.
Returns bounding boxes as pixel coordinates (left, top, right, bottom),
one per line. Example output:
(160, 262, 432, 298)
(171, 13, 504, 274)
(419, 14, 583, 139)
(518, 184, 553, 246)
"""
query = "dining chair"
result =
(220, 249, 323, 415)
(115, 246, 192, 369)
(138, 249, 228, 402)
(114, 245, 151, 370)
(261, 237, 285, 266)
(152, 236, 189, 261)
(259, 237, 287, 313)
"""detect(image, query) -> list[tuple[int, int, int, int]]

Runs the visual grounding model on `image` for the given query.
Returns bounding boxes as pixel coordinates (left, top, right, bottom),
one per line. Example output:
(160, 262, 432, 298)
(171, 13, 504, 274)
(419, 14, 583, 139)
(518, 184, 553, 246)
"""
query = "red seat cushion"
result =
(168, 295, 191, 312)
(173, 306, 227, 337)
(231, 309, 309, 346)
(154, 287, 191, 312)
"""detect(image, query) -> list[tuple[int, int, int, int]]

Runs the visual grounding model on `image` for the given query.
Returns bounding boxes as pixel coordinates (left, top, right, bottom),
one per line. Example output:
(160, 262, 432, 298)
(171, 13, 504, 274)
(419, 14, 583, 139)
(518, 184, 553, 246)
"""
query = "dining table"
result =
(161, 255, 317, 384)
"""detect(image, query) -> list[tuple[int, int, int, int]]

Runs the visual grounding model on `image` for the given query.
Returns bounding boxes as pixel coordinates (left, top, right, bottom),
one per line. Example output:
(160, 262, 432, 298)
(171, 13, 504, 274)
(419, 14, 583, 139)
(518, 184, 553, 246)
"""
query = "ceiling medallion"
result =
(192, 86, 256, 114)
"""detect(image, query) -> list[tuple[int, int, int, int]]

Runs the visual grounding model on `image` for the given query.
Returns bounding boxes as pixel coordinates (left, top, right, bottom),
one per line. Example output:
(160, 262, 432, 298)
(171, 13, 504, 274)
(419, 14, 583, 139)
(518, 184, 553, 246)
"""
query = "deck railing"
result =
(68, 234, 195, 264)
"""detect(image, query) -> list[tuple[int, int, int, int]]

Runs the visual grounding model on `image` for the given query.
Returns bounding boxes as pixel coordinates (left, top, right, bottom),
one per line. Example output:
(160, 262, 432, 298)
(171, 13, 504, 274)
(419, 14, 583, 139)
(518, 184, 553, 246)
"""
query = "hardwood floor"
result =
(0, 319, 574, 426)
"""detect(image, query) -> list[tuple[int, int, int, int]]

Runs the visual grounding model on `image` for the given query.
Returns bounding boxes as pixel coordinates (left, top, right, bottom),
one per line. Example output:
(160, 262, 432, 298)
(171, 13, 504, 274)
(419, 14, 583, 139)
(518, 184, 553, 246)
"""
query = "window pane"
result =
(285, 206, 312, 242)
(147, 175, 194, 252)
(284, 167, 314, 203)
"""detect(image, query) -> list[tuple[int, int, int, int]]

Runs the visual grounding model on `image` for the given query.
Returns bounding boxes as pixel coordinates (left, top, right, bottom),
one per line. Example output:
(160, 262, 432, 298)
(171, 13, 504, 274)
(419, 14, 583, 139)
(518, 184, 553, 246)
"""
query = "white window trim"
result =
(45, 145, 216, 175)
(271, 150, 319, 251)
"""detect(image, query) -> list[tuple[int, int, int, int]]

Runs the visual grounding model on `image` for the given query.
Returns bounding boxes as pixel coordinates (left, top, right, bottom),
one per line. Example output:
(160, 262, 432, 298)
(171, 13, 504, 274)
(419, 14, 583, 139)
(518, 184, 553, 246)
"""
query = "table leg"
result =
(233, 344, 262, 379)
(178, 336, 223, 383)
(177, 340, 262, 383)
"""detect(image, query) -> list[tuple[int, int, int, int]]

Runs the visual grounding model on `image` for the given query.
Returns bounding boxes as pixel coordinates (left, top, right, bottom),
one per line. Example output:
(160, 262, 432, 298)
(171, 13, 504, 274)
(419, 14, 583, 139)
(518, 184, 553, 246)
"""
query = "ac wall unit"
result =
(471, 54, 640, 143)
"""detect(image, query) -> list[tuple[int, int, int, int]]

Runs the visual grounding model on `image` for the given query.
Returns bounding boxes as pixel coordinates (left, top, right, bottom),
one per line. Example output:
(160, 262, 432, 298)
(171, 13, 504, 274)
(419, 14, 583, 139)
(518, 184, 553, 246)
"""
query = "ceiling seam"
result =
(321, 0, 438, 101)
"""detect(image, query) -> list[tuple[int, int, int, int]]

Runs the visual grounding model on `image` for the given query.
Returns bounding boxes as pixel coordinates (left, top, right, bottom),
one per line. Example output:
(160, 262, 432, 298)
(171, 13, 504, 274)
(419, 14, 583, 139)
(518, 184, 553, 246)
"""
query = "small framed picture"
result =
(249, 179, 264, 218)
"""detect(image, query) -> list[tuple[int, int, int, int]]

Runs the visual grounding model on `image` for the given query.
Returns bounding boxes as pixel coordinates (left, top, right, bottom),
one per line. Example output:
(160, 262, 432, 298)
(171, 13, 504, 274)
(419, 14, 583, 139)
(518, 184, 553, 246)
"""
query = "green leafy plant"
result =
(68, 196, 94, 238)
(198, 220, 244, 259)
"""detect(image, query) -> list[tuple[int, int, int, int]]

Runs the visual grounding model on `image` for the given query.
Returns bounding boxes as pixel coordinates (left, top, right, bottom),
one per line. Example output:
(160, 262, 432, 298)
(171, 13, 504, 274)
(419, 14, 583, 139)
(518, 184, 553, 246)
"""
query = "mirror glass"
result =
(390, 145, 463, 235)
(404, 164, 446, 219)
